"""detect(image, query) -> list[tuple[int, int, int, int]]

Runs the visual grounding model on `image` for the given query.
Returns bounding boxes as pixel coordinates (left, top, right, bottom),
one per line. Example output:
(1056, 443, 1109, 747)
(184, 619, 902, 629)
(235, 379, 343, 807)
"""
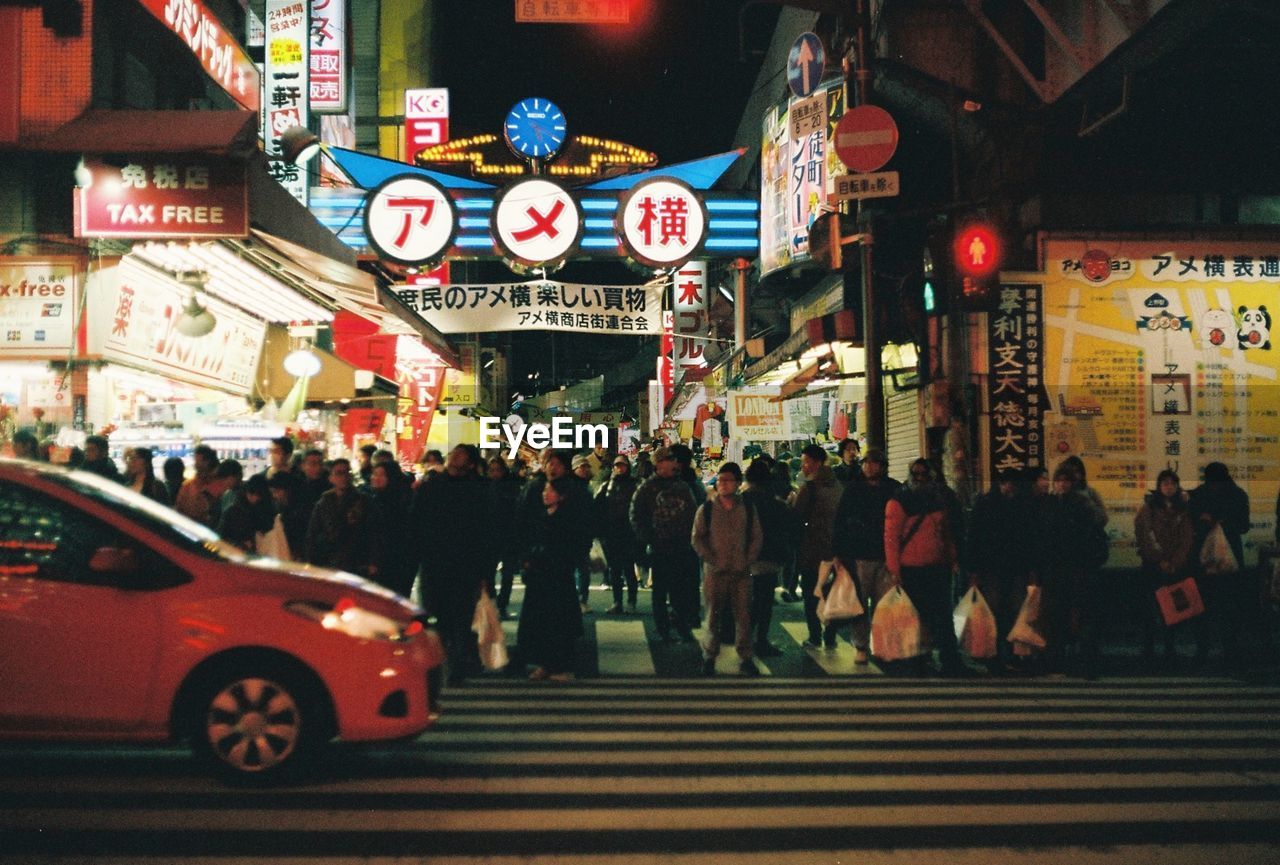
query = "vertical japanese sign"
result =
(405, 88, 449, 164)
(659, 310, 674, 406)
(1040, 238, 1280, 566)
(394, 336, 448, 469)
(674, 261, 708, 380)
(308, 0, 346, 113)
(137, 0, 261, 112)
(987, 283, 1048, 479)
(264, 0, 309, 205)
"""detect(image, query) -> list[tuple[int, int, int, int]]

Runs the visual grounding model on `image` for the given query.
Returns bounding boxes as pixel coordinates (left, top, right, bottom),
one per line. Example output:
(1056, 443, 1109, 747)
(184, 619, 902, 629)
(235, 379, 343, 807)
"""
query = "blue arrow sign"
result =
(788, 33, 825, 99)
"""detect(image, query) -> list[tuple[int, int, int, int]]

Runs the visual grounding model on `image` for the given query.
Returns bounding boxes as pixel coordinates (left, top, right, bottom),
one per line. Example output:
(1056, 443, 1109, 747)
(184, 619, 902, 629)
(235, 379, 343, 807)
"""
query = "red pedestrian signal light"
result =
(953, 223, 1001, 279)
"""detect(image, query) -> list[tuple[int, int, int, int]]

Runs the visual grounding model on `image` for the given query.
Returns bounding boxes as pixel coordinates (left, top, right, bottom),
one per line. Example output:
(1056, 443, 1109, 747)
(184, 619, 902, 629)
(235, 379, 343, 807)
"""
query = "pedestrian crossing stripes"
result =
(2, 678, 1278, 863)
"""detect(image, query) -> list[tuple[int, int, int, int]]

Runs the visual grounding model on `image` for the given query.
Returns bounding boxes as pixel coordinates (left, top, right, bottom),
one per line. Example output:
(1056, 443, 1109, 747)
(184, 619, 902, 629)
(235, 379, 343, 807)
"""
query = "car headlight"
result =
(285, 598, 424, 643)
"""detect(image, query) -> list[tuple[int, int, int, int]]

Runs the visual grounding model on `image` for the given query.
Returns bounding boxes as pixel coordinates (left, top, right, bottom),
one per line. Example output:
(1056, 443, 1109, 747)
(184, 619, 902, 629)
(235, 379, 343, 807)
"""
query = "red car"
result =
(0, 459, 444, 780)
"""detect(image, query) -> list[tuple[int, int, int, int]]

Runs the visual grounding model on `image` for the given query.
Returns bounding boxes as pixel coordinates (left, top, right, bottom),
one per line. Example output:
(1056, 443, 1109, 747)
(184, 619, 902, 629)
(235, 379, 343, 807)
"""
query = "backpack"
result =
(652, 483, 695, 543)
(700, 498, 757, 554)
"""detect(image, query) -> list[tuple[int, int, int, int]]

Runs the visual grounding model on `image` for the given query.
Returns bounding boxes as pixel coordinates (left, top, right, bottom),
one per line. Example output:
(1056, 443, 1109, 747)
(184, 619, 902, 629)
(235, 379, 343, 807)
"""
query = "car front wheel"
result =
(189, 664, 326, 781)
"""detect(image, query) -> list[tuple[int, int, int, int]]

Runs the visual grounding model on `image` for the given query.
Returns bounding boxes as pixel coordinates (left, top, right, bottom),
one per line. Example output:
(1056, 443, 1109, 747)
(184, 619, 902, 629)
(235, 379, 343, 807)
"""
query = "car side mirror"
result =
(88, 546, 140, 577)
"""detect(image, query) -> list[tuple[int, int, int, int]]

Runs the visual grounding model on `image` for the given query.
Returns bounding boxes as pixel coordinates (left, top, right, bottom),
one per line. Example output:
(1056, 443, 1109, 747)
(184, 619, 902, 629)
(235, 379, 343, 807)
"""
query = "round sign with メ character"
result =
(616, 177, 708, 269)
(363, 175, 457, 267)
(834, 105, 900, 173)
(787, 32, 825, 98)
(492, 178, 582, 270)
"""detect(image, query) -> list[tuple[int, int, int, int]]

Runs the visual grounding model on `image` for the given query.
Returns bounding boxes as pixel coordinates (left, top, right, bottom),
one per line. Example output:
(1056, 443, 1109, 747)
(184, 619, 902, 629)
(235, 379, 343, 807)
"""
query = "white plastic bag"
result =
(953, 586, 997, 659)
(1199, 524, 1238, 575)
(818, 561, 865, 624)
(254, 514, 292, 560)
(471, 586, 509, 671)
(1007, 585, 1046, 656)
(870, 586, 923, 661)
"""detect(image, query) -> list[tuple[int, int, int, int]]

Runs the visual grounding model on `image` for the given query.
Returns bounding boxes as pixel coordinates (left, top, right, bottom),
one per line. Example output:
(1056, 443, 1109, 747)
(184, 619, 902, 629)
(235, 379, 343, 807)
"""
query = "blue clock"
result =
(504, 98, 567, 160)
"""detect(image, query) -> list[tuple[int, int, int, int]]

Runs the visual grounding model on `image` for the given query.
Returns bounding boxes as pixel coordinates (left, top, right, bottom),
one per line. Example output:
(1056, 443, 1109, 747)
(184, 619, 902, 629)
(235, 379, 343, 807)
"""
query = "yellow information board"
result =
(1039, 238, 1279, 567)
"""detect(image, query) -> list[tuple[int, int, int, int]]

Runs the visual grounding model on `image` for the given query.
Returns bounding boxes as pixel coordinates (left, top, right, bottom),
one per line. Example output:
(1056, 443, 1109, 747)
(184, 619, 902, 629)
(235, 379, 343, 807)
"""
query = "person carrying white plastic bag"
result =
(953, 585, 997, 659)
(471, 585, 509, 672)
(817, 559, 865, 626)
(870, 586, 923, 661)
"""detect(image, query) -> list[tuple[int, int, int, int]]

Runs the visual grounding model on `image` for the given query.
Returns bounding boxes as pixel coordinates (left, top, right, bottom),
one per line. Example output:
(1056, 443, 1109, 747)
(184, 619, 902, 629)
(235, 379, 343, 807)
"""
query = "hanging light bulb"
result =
(174, 271, 217, 338)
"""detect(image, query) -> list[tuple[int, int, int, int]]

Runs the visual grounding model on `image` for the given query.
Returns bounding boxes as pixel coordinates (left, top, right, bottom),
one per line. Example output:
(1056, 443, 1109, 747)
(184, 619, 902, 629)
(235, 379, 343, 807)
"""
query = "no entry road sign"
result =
(834, 105, 900, 174)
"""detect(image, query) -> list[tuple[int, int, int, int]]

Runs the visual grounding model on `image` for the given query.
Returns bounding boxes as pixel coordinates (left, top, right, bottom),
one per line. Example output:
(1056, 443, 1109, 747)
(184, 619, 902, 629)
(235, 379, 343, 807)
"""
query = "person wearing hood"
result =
(792, 444, 844, 649)
(885, 458, 964, 676)
(1134, 469, 1195, 666)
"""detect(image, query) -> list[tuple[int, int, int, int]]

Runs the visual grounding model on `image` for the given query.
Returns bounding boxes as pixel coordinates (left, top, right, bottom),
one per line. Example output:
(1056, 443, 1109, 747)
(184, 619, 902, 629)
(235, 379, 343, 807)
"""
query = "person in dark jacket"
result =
(486, 456, 523, 616)
(123, 447, 169, 504)
(1134, 469, 1195, 666)
(1189, 461, 1255, 666)
(410, 444, 491, 684)
(368, 461, 416, 597)
(306, 458, 381, 578)
(671, 443, 710, 624)
(792, 444, 844, 649)
(218, 474, 275, 552)
(832, 438, 862, 487)
(162, 456, 186, 505)
(518, 476, 588, 681)
(833, 447, 901, 664)
(596, 455, 640, 614)
(742, 458, 794, 657)
(81, 434, 122, 483)
(964, 469, 1034, 669)
(283, 449, 331, 558)
(630, 447, 700, 642)
(1041, 466, 1109, 678)
(518, 451, 593, 612)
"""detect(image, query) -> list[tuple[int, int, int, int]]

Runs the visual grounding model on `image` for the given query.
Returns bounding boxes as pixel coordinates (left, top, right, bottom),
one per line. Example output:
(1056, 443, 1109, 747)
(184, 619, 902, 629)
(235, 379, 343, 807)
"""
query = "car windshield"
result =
(47, 468, 249, 563)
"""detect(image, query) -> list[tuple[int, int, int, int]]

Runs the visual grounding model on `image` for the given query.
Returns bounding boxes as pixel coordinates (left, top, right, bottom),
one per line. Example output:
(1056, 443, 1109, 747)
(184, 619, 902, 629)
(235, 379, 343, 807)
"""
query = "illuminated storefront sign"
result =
(363, 176, 457, 267)
(492, 179, 581, 269)
(617, 178, 707, 269)
(73, 156, 248, 239)
(0, 259, 78, 359)
(309, 0, 347, 113)
(264, 0, 309, 204)
(138, 0, 260, 112)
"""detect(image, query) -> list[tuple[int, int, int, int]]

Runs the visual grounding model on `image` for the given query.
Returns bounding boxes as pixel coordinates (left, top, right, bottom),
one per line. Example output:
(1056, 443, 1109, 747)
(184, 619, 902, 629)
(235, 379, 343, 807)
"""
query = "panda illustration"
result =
(1237, 305, 1272, 350)
(1201, 308, 1236, 349)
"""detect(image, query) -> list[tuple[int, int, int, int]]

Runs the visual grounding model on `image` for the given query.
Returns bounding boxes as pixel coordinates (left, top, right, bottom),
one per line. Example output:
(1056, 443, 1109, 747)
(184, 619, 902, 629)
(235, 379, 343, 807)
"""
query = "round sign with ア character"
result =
(492, 178, 582, 272)
(616, 177, 708, 269)
(363, 175, 457, 267)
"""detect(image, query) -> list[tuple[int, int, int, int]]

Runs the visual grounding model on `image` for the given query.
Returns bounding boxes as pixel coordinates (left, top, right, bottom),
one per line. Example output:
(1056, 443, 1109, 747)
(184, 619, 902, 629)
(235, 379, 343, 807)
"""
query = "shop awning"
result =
(22, 109, 260, 156)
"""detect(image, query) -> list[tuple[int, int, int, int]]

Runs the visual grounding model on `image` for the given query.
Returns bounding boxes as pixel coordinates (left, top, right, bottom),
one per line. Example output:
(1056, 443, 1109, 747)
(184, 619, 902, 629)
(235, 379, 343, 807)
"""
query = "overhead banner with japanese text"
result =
(395, 281, 664, 336)
(1038, 237, 1280, 567)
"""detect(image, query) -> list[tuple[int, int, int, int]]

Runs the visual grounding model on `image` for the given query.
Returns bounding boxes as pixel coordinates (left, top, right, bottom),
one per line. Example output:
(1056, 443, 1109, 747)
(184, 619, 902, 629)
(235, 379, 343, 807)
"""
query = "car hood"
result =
(235, 557, 420, 619)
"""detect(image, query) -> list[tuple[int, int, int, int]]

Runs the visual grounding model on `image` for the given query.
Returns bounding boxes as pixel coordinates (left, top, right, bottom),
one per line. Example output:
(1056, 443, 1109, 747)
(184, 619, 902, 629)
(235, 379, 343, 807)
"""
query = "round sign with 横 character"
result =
(492, 178, 582, 271)
(616, 177, 708, 269)
(363, 175, 457, 267)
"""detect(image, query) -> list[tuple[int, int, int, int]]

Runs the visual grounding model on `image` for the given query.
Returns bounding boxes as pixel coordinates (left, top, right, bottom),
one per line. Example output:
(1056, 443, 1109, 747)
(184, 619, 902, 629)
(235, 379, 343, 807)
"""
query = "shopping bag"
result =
(1155, 577, 1205, 626)
(818, 560, 865, 624)
(870, 586, 923, 661)
(254, 514, 292, 560)
(471, 586, 509, 671)
(1007, 585, 1046, 656)
(953, 586, 998, 659)
(1199, 524, 1238, 575)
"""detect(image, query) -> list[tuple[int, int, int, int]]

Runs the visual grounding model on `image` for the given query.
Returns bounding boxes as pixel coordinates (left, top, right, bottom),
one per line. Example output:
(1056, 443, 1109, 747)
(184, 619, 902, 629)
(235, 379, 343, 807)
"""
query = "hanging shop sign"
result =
(0, 259, 78, 359)
(363, 175, 457, 267)
(987, 282, 1049, 479)
(617, 178, 707, 269)
(673, 261, 709, 378)
(727, 387, 788, 440)
(440, 342, 478, 407)
(308, 0, 347, 113)
(89, 260, 266, 396)
(1038, 237, 1280, 567)
(515, 0, 629, 24)
(405, 88, 449, 163)
(395, 339, 448, 467)
(393, 280, 664, 336)
(492, 178, 581, 270)
(138, 0, 260, 113)
(73, 156, 249, 239)
(264, 0, 309, 204)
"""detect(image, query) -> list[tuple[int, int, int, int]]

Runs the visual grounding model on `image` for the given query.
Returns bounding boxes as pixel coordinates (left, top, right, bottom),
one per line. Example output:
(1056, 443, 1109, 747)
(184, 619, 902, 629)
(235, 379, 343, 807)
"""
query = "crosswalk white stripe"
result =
(441, 697, 1280, 711)
(690, 627, 772, 675)
(439, 711, 1277, 725)
(455, 676, 1275, 689)
(594, 620, 657, 675)
(6, 801, 1278, 833)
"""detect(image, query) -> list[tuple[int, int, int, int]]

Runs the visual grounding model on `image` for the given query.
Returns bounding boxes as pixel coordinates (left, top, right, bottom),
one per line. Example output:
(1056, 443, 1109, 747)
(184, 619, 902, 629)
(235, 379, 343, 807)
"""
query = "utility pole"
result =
(852, 0, 883, 451)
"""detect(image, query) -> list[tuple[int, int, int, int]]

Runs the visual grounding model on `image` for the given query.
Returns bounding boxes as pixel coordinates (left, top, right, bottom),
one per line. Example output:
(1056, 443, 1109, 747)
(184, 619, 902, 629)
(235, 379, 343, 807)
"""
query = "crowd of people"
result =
(7, 428, 1275, 683)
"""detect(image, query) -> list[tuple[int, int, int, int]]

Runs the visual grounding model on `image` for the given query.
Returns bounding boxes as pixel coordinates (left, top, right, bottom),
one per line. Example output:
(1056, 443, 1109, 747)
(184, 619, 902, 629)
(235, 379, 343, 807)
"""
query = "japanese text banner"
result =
(395, 281, 664, 336)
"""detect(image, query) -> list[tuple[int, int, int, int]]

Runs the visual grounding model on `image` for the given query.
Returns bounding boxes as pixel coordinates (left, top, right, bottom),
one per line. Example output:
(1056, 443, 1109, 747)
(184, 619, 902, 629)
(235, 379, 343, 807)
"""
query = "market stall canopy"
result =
(258, 325, 398, 409)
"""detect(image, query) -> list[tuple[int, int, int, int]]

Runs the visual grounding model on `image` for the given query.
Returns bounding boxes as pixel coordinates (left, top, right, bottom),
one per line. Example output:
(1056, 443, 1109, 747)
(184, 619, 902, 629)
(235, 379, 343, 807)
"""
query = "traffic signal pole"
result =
(852, 0, 884, 452)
